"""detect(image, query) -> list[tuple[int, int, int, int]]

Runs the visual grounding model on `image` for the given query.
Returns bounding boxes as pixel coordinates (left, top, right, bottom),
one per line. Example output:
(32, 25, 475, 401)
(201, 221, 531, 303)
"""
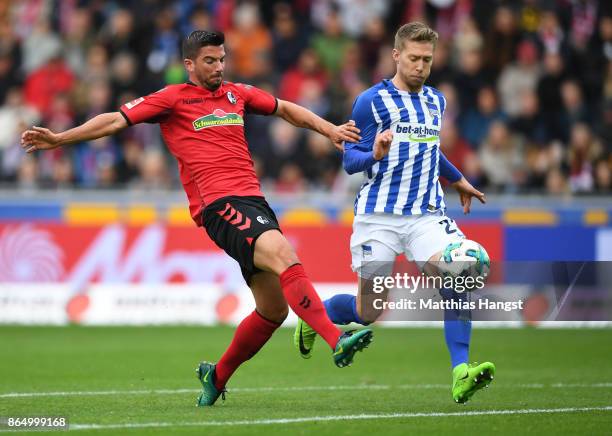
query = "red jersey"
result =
(119, 81, 277, 225)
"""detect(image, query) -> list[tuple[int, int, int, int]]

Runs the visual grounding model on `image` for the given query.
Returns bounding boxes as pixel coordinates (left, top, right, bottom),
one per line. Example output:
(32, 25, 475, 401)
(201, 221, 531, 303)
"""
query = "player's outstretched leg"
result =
(256, 230, 373, 367)
(295, 274, 384, 359)
(196, 272, 285, 407)
(280, 265, 373, 367)
(196, 310, 282, 406)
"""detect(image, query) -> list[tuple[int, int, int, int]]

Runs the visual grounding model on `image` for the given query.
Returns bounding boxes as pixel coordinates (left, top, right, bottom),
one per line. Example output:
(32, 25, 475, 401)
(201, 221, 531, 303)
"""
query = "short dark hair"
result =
(182, 30, 225, 60)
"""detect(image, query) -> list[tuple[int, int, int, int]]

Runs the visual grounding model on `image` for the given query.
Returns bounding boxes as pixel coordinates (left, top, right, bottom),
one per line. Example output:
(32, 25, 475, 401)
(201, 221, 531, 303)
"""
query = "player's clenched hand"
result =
(329, 120, 361, 152)
(21, 126, 61, 153)
(452, 177, 486, 214)
(373, 129, 393, 160)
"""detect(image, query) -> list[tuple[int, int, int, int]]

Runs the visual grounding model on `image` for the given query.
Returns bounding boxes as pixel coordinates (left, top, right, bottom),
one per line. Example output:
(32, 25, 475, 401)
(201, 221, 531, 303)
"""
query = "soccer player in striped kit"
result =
(294, 22, 496, 404)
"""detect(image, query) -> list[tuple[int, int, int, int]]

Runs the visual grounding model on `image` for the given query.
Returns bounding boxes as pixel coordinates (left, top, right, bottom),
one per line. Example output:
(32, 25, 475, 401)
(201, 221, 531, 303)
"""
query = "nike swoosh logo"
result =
(298, 325, 310, 355)
(459, 372, 469, 380)
(333, 345, 344, 356)
(203, 369, 210, 383)
(408, 134, 438, 143)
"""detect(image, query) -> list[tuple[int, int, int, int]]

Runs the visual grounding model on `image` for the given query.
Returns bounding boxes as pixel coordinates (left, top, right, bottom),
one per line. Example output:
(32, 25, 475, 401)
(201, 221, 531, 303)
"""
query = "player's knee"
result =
(276, 305, 289, 323)
(260, 303, 289, 324)
(269, 243, 300, 272)
(254, 232, 300, 274)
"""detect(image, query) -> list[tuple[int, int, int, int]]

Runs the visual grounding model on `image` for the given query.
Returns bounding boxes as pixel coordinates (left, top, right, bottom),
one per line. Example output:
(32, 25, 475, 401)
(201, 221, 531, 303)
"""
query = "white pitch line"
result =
(67, 406, 612, 431)
(1, 383, 612, 399)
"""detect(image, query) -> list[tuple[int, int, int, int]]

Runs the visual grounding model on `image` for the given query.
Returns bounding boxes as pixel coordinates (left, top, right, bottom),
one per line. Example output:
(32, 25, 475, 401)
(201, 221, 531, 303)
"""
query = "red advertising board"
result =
(0, 221, 502, 286)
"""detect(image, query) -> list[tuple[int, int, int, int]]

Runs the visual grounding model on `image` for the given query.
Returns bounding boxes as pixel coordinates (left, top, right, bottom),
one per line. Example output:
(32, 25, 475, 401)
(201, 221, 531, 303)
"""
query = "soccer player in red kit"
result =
(21, 30, 373, 407)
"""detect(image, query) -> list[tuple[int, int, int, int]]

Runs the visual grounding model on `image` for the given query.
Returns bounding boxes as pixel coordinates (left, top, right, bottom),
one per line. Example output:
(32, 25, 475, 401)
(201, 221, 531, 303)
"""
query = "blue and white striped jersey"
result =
(345, 79, 447, 216)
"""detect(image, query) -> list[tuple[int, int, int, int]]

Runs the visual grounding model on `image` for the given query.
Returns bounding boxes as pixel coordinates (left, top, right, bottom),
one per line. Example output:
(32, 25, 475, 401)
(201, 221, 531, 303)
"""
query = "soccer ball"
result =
(438, 239, 490, 283)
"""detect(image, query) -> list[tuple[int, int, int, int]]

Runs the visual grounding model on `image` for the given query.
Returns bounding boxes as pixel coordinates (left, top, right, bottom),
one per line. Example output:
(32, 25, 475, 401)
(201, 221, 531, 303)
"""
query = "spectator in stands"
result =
(49, 154, 75, 189)
(545, 167, 570, 195)
(63, 8, 94, 77)
(460, 86, 506, 148)
(82, 43, 110, 84)
(454, 48, 491, 112)
(537, 10, 569, 57)
(278, 49, 327, 103)
(23, 52, 74, 117)
(301, 129, 341, 189)
(558, 80, 590, 142)
(437, 81, 460, 126)
(371, 44, 395, 84)
(110, 52, 141, 106)
(336, 42, 368, 98)
(267, 117, 303, 178)
(115, 138, 142, 186)
(358, 17, 387, 72)
(510, 90, 548, 145)
(0, 88, 39, 182)
(17, 154, 39, 191)
(498, 39, 542, 117)
(428, 40, 455, 87)
(568, 123, 603, 193)
(22, 17, 62, 74)
(225, 2, 272, 81)
(483, 5, 521, 75)
(271, 3, 309, 74)
(537, 52, 567, 139)
(310, 8, 351, 75)
(275, 163, 306, 193)
(593, 158, 611, 194)
(478, 121, 524, 192)
(0, 19, 22, 104)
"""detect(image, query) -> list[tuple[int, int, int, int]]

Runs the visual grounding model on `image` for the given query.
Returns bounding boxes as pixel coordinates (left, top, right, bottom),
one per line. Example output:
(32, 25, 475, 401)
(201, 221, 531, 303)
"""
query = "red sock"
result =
(280, 264, 341, 349)
(215, 310, 280, 389)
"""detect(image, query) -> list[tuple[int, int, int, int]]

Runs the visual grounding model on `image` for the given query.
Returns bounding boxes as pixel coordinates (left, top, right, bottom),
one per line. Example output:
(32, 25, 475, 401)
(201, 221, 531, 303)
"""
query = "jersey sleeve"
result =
(238, 84, 278, 115)
(119, 87, 174, 125)
(343, 91, 379, 174)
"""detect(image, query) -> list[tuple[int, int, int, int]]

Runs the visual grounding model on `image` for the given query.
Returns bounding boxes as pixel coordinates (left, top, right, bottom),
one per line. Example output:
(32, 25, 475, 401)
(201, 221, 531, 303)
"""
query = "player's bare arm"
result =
(275, 99, 361, 151)
(372, 129, 393, 160)
(21, 112, 128, 153)
(451, 177, 486, 214)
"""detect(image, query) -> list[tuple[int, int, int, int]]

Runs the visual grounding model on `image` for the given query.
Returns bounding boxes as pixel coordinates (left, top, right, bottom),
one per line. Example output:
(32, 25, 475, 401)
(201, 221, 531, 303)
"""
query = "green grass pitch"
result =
(1, 326, 611, 435)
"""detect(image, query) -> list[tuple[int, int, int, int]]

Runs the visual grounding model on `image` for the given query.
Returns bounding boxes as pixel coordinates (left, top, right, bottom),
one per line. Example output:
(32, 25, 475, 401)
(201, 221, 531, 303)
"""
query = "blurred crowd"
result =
(0, 0, 610, 196)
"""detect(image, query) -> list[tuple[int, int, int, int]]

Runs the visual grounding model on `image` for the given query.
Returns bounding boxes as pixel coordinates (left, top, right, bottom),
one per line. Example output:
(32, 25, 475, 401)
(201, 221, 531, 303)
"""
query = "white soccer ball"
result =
(438, 239, 490, 283)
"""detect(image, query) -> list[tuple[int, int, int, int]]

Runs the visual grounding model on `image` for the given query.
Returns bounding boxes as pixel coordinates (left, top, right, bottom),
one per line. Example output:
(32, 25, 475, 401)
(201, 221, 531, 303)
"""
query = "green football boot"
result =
(195, 362, 226, 407)
(294, 318, 317, 359)
(333, 329, 373, 368)
(451, 361, 496, 404)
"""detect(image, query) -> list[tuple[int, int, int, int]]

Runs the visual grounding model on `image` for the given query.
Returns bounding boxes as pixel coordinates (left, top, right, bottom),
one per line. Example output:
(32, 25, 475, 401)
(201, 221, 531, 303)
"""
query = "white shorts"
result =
(350, 211, 465, 276)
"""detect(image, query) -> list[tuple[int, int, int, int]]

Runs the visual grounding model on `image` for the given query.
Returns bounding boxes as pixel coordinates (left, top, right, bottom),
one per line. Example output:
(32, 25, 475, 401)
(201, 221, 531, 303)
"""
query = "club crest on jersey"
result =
(227, 91, 237, 104)
(192, 109, 244, 130)
(426, 102, 440, 118)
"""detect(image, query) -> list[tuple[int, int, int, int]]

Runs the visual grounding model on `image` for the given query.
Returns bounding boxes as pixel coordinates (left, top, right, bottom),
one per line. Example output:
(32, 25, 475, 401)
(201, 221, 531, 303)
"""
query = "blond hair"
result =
(394, 22, 438, 51)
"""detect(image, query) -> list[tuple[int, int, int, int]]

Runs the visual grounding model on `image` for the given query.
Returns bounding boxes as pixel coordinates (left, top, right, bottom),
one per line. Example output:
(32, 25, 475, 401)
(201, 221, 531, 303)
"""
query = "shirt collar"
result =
(383, 79, 424, 97)
(185, 80, 226, 97)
